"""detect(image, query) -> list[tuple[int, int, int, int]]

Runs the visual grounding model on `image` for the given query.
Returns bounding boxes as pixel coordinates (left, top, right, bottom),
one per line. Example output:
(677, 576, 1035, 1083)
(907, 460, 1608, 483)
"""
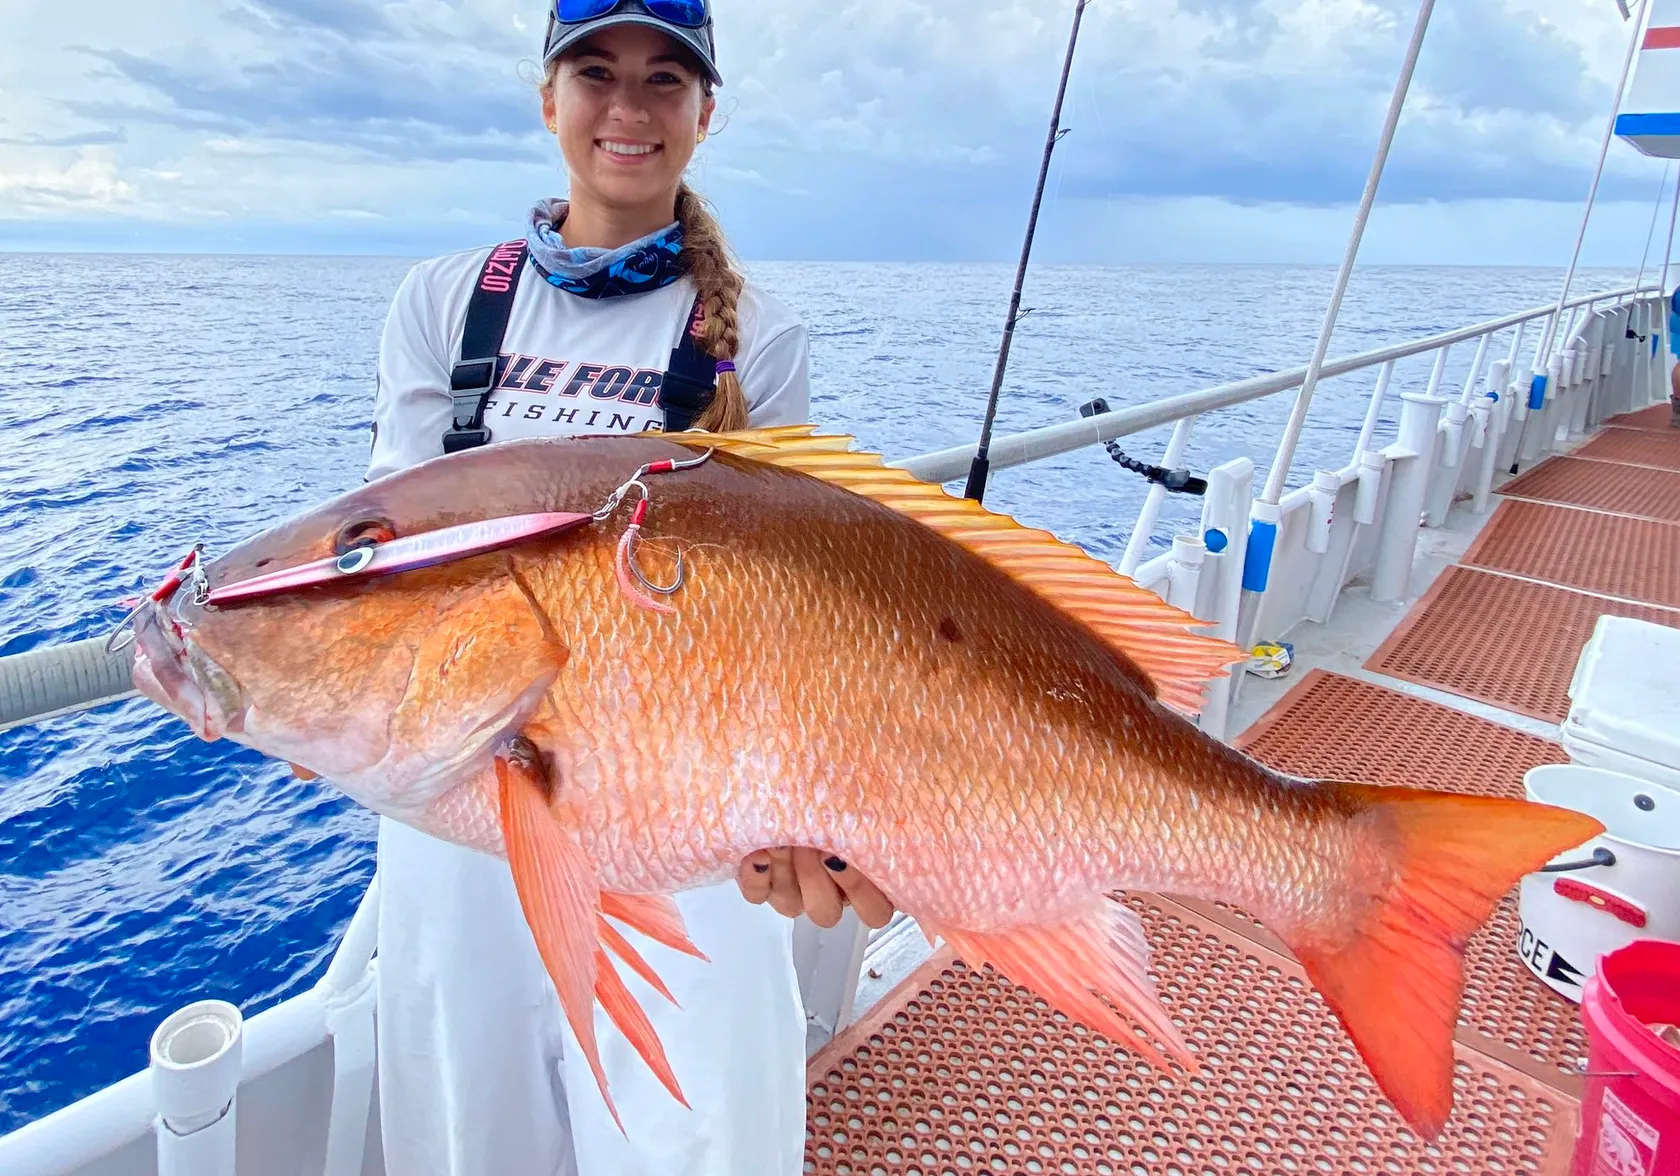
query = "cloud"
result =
(0, 0, 1665, 260)
(0, 147, 136, 212)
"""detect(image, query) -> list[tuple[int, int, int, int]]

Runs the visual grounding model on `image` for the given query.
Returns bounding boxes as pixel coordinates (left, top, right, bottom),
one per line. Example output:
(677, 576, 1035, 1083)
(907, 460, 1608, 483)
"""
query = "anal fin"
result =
(928, 900, 1195, 1074)
(601, 891, 709, 961)
(597, 915, 678, 1005)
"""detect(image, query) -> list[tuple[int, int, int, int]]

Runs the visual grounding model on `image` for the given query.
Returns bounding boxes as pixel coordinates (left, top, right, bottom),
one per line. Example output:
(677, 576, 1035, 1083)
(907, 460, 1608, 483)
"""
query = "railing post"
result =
(150, 1002, 243, 1176)
(1520, 352, 1563, 464)
(1415, 345, 1457, 527)
(1196, 457, 1255, 741)
(1470, 356, 1510, 515)
(1582, 310, 1609, 430)
(1306, 470, 1339, 554)
(1646, 299, 1659, 408)
(792, 910, 869, 1053)
(1610, 304, 1635, 417)
(1567, 318, 1595, 440)
(1514, 311, 1553, 434)
(1371, 392, 1446, 602)
(1423, 398, 1469, 528)
(1119, 417, 1197, 577)
(1601, 304, 1628, 419)
(1352, 360, 1396, 458)
(1165, 536, 1207, 615)
(1354, 449, 1386, 525)
(318, 876, 380, 1176)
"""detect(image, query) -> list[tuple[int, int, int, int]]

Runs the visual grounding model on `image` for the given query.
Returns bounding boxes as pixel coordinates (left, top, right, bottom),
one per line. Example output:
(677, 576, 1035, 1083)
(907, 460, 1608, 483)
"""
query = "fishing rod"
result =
(962, 0, 1089, 504)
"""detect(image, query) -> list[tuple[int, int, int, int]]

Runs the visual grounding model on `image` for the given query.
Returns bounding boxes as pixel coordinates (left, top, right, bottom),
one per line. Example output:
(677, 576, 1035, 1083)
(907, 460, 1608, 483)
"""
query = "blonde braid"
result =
(674, 183, 750, 432)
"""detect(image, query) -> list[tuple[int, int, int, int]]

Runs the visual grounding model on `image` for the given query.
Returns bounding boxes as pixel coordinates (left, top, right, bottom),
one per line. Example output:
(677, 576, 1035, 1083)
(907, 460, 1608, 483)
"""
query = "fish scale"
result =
(132, 426, 1605, 1139)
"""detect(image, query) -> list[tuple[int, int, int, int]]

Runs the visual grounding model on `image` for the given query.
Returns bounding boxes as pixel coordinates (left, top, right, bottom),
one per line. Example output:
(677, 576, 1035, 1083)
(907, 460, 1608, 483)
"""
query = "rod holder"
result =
(151, 1001, 242, 1176)
(1353, 450, 1385, 526)
(1306, 470, 1339, 555)
(1372, 393, 1446, 603)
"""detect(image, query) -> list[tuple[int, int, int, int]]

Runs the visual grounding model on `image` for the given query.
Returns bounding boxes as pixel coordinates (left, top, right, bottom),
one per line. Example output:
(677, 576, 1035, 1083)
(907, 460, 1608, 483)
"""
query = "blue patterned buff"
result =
(525, 198, 686, 299)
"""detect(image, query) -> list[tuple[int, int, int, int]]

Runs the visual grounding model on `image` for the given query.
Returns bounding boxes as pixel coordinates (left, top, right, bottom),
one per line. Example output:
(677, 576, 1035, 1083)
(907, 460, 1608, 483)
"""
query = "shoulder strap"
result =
(659, 295, 716, 433)
(444, 240, 529, 454)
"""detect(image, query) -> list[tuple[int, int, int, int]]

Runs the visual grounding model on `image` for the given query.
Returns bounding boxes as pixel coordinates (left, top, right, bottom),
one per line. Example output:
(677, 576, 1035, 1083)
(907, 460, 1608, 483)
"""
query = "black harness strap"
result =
(659, 296, 717, 433)
(444, 240, 529, 454)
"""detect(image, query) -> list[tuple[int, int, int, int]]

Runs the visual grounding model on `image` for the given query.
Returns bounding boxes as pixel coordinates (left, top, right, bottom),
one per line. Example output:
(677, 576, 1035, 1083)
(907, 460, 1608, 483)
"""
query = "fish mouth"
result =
(130, 600, 247, 743)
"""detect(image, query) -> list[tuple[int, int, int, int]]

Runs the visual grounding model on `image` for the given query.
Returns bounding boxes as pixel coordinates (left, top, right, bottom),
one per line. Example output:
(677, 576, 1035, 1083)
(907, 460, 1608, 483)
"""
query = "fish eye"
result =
(335, 518, 396, 555)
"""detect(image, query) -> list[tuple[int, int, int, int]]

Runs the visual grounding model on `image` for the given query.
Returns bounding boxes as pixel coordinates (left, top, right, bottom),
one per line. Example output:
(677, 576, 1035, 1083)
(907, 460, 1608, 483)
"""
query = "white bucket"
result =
(1516, 764, 1680, 1002)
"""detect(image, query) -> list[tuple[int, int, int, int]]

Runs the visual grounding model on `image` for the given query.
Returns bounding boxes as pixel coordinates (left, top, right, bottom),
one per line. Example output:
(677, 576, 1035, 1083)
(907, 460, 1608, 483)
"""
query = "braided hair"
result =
(673, 182, 749, 432)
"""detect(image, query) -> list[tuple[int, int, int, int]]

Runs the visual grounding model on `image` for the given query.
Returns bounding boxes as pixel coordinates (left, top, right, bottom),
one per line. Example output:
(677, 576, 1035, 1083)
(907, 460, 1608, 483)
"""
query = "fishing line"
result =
(1633, 161, 1671, 293)
(1509, 0, 1648, 474)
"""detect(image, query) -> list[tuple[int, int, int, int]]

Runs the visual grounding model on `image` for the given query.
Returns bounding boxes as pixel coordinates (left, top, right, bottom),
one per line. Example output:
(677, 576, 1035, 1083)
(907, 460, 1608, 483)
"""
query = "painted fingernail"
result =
(824, 856, 848, 872)
(752, 862, 770, 874)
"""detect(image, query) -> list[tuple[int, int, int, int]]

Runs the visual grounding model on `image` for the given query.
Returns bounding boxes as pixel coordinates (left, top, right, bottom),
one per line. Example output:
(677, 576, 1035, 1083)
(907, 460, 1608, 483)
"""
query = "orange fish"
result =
(127, 426, 1603, 1138)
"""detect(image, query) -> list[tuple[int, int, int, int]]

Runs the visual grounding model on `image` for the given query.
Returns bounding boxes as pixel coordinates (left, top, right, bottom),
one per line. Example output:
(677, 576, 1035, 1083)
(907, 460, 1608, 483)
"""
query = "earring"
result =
(697, 130, 706, 144)
(547, 124, 557, 134)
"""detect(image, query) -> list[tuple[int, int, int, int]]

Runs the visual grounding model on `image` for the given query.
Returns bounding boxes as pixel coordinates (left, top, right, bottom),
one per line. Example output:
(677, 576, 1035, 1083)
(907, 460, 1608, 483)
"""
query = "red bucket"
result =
(1572, 940, 1680, 1176)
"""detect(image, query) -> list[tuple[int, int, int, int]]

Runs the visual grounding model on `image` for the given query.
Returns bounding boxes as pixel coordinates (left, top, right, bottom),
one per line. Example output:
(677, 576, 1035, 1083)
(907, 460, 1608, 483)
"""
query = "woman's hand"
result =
(735, 848, 896, 930)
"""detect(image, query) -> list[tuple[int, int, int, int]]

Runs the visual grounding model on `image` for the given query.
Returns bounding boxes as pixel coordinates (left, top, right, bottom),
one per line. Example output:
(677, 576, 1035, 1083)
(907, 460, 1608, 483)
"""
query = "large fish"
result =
(126, 426, 1601, 1138)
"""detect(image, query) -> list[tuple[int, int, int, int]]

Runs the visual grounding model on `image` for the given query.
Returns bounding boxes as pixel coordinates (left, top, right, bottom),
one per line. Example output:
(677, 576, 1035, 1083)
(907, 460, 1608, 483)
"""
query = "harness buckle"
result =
(445, 356, 499, 453)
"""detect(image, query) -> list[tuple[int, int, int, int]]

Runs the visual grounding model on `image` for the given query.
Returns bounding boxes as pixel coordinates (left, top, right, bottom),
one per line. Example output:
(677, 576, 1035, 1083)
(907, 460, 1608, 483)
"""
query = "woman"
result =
(365, 4, 891, 1172)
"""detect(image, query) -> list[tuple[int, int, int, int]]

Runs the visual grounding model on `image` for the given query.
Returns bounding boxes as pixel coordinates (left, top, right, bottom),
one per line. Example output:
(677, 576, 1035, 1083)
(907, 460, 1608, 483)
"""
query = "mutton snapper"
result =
(127, 426, 1602, 1137)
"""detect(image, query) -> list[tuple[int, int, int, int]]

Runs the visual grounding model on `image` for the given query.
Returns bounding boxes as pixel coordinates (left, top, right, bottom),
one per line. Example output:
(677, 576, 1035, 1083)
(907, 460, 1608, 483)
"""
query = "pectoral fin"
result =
(494, 738, 689, 1130)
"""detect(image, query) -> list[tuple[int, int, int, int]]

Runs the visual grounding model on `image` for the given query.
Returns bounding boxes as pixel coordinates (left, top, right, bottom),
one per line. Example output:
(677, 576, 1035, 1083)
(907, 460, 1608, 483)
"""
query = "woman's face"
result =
(544, 24, 715, 217)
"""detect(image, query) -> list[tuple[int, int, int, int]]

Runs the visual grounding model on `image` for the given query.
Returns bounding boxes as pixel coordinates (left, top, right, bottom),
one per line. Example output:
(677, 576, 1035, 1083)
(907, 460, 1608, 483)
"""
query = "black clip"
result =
(444, 356, 498, 453)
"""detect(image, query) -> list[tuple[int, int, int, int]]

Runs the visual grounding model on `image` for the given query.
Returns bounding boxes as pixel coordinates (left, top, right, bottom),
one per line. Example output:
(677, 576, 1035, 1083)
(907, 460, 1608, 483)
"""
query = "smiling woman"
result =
(362, 4, 893, 1175)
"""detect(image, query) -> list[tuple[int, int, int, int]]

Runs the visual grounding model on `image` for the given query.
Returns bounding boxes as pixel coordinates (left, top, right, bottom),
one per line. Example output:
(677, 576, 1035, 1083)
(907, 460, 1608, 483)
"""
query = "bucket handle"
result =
(1539, 847, 1616, 873)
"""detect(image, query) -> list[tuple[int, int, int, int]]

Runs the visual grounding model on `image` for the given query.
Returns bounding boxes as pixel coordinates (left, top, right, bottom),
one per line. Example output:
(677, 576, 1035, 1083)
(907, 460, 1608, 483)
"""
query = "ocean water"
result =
(0, 254, 1641, 1132)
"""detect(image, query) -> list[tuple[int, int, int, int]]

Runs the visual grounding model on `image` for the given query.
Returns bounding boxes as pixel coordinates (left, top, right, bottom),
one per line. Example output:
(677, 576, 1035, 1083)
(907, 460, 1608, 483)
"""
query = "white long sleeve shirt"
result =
(367, 243, 810, 481)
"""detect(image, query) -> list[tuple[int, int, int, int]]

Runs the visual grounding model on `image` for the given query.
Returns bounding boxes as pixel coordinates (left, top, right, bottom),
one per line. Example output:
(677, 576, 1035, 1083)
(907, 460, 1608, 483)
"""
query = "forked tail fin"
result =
(1275, 783, 1602, 1139)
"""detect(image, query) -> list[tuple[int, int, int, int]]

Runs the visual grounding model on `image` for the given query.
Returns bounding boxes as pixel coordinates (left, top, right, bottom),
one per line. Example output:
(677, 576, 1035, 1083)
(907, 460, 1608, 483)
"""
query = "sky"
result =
(0, 0, 1674, 264)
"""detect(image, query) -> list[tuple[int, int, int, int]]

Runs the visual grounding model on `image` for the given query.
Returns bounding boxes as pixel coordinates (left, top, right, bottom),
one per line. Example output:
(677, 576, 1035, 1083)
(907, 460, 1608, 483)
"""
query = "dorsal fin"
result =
(668, 426, 1244, 712)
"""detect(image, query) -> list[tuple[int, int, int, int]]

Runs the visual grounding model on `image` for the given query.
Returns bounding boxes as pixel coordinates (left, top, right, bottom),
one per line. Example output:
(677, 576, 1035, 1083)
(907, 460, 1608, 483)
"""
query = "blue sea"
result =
(0, 254, 1641, 1132)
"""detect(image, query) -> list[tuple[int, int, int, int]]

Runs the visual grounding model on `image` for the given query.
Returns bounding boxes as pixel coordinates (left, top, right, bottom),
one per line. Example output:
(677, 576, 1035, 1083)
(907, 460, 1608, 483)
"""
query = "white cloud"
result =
(0, 146, 137, 212)
(0, 0, 1666, 261)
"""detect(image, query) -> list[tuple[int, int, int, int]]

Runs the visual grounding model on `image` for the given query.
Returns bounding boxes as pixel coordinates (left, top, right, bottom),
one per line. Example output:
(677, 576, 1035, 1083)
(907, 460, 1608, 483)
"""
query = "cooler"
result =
(1561, 616, 1680, 793)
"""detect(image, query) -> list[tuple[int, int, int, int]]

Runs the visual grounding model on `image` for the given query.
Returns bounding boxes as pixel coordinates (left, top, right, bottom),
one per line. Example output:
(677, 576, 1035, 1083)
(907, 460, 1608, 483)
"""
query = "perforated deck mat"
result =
(1605, 402, 1679, 432)
(1498, 455, 1680, 523)
(1234, 669, 1565, 799)
(1573, 425, 1680, 471)
(1231, 671, 1587, 1085)
(1461, 499, 1680, 609)
(803, 676, 1590, 1174)
(805, 897, 1580, 1176)
(1364, 566, 1680, 721)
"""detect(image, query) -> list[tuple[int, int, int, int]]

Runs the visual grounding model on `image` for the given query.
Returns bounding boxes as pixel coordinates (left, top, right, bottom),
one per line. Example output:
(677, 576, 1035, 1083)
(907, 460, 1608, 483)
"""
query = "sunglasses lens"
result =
(643, 0, 708, 27)
(556, 0, 707, 26)
(555, 0, 620, 21)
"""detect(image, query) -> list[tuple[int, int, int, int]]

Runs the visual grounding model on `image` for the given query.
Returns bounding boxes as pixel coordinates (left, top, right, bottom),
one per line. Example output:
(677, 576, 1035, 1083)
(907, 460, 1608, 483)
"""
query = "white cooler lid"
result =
(1564, 615, 1680, 771)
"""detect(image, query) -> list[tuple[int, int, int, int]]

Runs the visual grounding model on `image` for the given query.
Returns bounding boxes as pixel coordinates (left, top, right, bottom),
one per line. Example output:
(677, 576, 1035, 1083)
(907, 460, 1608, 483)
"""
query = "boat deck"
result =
(803, 407, 1680, 1175)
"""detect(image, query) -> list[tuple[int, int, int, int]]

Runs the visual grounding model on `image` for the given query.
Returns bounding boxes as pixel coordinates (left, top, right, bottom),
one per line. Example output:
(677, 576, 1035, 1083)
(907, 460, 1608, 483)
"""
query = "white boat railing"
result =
(0, 279, 1670, 1176)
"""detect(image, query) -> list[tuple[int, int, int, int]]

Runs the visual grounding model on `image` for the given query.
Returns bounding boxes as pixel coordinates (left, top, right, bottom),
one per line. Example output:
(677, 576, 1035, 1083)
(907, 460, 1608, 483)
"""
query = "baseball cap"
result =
(543, 0, 722, 88)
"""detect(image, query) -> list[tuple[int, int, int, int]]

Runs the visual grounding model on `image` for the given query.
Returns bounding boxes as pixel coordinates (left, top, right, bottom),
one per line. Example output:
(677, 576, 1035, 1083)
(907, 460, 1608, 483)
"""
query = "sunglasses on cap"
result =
(554, 0, 709, 28)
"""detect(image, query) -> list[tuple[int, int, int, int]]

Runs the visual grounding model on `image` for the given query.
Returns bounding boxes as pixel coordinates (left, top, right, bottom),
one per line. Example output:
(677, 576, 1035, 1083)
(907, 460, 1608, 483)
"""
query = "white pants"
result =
(374, 817, 808, 1176)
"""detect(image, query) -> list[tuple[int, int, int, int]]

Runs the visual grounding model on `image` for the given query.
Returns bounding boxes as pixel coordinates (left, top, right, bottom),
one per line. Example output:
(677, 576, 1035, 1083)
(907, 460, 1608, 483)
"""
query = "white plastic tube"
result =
(151, 1001, 243, 1176)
